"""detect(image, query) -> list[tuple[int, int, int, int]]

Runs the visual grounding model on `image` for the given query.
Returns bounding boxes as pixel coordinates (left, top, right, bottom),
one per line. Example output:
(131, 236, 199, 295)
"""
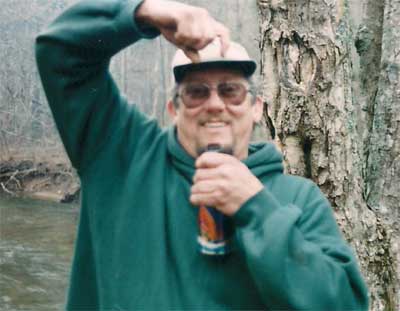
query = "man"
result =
(36, 0, 369, 309)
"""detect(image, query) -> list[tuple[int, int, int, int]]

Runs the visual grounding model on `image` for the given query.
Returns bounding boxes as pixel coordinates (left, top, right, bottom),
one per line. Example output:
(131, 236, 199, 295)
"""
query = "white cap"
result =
(172, 39, 257, 83)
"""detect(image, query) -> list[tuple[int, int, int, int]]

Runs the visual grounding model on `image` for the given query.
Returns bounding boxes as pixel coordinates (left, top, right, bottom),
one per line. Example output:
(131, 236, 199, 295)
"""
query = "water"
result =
(0, 196, 78, 310)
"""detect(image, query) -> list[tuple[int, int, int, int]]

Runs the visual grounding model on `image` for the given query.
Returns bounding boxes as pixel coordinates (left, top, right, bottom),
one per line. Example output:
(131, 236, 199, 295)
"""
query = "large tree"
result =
(257, 0, 399, 309)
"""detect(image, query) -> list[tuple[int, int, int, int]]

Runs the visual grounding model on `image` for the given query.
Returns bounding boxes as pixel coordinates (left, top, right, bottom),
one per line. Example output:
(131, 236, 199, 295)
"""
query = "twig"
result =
(0, 182, 15, 196)
(7, 174, 22, 189)
(33, 177, 51, 188)
(0, 168, 36, 178)
(3, 169, 18, 185)
(57, 170, 74, 178)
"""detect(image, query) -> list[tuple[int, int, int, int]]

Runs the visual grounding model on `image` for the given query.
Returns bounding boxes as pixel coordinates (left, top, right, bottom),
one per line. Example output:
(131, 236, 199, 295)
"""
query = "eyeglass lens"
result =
(181, 82, 248, 108)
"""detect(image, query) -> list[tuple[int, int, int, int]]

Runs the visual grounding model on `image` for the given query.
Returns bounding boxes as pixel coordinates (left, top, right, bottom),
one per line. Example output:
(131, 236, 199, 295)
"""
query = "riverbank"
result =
(0, 152, 80, 203)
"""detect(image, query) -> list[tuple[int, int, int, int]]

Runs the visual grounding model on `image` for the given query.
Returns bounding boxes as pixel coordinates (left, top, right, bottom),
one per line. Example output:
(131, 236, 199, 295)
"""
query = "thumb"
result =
(184, 48, 200, 63)
(215, 23, 230, 57)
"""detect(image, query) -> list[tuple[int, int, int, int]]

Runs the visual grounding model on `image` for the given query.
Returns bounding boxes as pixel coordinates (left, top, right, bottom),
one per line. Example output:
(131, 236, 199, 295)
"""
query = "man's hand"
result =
(135, 0, 230, 62)
(190, 152, 264, 216)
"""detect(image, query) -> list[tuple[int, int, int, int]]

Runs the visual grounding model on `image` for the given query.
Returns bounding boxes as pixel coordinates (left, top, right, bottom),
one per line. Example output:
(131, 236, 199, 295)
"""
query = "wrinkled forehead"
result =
(180, 67, 248, 84)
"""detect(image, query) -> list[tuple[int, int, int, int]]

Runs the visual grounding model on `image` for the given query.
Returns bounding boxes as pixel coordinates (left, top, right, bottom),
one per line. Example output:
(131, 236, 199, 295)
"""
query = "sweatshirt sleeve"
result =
(232, 181, 369, 310)
(35, 0, 159, 173)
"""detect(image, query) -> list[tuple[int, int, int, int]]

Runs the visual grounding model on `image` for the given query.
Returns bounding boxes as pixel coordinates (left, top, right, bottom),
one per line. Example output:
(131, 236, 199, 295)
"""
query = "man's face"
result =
(167, 68, 263, 160)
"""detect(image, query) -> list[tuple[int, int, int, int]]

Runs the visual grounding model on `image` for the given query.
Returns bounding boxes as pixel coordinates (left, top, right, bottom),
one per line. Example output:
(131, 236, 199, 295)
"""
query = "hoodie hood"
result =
(167, 127, 284, 182)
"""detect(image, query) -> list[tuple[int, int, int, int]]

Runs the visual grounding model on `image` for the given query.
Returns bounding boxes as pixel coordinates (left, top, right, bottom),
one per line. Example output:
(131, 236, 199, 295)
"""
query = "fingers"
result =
(190, 180, 225, 207)
(174, 20, 215, 49)
(195, 152, 239, 169)
(191, 154, 262, 216)
(193, 164, 235, 183)
(183, 48, 200, 63)
(154, 2, 229, 59)
(183, 20, 229, 58)
(193, 168, 219, 183)
(191, 179, 226, 194)
(215, 22, 230, 57)
(175, 20, 225, 60)
(190, 192, 222, 207)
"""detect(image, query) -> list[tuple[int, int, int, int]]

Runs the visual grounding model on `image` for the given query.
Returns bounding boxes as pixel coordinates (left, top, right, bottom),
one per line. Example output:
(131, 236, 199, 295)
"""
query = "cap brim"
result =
(173, 60, 257, 83)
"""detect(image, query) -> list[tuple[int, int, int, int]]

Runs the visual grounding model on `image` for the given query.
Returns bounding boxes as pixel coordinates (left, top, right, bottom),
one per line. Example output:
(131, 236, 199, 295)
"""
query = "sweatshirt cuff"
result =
(233, 187, 284, 228)
(118, 0, 160, 41)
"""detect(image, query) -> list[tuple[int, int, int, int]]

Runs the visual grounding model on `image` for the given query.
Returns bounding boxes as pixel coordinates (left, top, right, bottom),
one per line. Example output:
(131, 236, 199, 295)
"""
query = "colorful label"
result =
(198, 206, 234, 255)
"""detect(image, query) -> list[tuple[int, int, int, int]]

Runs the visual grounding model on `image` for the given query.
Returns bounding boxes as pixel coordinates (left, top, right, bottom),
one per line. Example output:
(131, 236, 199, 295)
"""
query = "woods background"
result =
(0, 0, 399, 310)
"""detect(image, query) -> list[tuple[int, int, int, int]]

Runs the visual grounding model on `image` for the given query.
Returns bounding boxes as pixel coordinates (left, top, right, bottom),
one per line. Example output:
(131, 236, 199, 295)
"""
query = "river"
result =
(0, 196, 78, 310)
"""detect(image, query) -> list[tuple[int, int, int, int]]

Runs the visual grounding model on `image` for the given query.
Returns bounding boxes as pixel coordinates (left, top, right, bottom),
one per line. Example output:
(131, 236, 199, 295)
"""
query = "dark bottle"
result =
(197, 144, 235, 255)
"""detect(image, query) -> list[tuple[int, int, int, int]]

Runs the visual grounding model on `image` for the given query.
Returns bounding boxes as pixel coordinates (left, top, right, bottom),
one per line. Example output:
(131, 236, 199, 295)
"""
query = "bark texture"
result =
(257, 0, 399, 310)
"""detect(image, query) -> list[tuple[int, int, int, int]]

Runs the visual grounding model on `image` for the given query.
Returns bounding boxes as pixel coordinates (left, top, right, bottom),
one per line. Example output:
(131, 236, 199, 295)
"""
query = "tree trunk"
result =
(257, 0, 399, 310)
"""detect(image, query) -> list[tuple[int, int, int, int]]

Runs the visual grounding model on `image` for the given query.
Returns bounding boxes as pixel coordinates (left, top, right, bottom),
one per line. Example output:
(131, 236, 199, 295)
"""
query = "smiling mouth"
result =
(201, 121, 229, 128)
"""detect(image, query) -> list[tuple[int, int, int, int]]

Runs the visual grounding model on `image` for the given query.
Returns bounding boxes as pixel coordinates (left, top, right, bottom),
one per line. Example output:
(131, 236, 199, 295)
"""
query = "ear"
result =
(252, 96, 263, 123)
(167, 100, 178, 121)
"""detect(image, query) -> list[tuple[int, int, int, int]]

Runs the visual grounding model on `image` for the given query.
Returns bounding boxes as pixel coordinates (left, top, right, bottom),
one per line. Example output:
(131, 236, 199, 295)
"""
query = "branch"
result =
(0, 182, 15, 196)
(0, 168, 36, 178)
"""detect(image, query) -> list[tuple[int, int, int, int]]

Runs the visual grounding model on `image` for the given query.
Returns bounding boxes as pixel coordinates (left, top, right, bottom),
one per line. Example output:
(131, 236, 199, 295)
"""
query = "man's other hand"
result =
(191, 152, 264, 216)
(135, 0, 230, 62)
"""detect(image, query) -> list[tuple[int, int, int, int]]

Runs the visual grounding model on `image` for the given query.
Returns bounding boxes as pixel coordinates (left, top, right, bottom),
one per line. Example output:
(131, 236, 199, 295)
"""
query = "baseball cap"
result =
(172, 39, 257, 83)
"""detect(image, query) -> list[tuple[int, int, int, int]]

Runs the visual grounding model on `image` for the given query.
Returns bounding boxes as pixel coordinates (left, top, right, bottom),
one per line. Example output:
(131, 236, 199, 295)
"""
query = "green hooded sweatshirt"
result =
(35, 0, 369, 310)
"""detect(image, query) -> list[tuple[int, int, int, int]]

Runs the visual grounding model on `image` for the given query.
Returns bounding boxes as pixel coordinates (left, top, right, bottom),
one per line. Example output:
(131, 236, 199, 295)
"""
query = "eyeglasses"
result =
(177, 81, 252, 108)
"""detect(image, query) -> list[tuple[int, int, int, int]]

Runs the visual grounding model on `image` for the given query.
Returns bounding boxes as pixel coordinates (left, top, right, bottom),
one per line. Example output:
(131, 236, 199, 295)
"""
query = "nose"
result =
(204, 89, 225, 112)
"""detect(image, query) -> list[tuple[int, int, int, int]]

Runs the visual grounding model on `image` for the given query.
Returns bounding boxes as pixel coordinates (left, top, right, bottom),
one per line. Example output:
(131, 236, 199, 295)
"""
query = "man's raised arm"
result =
(35, 0, 228, 172)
